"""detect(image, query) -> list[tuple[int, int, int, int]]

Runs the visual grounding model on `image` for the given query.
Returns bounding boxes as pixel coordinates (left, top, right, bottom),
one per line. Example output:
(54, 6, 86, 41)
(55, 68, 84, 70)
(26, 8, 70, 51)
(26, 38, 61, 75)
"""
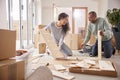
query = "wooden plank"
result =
(98, 30, 102, 60)
(40, 30, 65, 59)
(83, 59, 96, 65)
(54, 64, 66, 71)
(75, 61, 91, 68)
(51, 69, 75, 80)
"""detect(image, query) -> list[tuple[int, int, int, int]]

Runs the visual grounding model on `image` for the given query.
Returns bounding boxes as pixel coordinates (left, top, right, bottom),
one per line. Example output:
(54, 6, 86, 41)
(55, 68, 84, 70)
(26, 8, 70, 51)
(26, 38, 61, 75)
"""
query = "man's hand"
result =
(81, 42, 85, 49)
(99, 30, 104, 36)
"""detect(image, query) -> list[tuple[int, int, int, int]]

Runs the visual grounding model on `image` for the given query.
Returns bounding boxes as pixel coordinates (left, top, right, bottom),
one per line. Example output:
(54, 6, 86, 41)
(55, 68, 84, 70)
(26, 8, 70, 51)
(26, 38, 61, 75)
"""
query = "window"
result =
(6, 0, 35, 49)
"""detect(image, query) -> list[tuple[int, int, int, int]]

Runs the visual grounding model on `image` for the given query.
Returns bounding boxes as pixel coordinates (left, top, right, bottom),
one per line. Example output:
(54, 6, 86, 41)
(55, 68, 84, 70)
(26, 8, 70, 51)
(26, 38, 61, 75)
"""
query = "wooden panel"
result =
(69, 66, 117, 77)
(69, 61, 117, 77)
(51, 70, 75, 80)
(75, 61, 91, 68)
(99, 60, 115, 71)
(40, 30, 65, 59)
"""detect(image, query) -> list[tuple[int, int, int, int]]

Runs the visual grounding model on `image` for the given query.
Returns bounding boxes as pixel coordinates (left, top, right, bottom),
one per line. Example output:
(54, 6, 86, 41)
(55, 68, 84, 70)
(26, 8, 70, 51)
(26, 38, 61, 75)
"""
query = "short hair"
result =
(89, 11, 97, 17)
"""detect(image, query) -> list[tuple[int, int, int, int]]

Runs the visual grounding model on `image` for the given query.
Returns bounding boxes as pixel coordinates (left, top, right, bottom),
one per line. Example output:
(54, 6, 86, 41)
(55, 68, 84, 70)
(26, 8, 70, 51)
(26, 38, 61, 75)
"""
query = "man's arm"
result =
(84, 24, 91, 44)
(103, 20, 113, 39)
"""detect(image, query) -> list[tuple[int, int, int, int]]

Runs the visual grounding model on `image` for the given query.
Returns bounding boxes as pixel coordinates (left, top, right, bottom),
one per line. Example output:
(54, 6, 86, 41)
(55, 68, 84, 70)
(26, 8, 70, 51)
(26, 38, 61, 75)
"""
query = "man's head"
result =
(88, 11, 97, 23)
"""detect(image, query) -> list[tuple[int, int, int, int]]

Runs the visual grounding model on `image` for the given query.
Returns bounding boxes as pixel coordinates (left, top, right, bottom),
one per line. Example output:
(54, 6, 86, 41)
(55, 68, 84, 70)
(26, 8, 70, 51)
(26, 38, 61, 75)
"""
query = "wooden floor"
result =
(25, 49, 120, 80)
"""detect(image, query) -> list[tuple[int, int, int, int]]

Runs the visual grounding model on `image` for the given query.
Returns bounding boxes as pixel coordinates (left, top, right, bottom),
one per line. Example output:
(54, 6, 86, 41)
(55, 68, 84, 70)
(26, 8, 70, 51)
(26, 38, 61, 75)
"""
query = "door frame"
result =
(72, 7, 88, 34)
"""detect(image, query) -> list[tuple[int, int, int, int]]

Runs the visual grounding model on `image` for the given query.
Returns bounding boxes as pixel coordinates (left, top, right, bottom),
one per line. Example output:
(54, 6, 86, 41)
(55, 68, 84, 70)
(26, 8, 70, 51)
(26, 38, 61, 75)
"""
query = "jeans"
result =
(60, 43, 72, 56)
(92, 39, 114, 58)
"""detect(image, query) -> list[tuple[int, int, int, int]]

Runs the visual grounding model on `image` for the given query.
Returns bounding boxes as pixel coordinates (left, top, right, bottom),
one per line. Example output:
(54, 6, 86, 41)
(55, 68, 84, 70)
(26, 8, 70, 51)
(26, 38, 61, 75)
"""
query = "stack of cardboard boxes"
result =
(0, 29, 25, 80)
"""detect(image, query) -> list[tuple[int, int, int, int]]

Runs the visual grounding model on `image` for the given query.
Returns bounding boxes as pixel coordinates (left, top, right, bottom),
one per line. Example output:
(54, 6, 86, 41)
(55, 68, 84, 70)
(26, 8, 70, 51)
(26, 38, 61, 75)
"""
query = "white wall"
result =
(108, 0, 120, 9)
(97, 0, 108, 18)
(41, 0, 99, 25)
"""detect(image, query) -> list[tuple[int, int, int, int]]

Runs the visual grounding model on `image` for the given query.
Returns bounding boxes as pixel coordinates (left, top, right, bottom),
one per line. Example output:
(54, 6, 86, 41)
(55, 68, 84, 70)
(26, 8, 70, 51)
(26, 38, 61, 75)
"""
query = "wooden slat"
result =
(98, 30, 102, 60)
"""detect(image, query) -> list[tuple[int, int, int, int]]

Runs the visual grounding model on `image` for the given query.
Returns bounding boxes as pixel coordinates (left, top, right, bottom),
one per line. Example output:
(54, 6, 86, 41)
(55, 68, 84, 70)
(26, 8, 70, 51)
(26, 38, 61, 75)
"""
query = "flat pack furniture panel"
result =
(99, 60, 115, 71)
(40, 30, 65, 59)
(51, 69, 75, 80)
(0, 29, 16, 60)
(69, 60, 117, 77)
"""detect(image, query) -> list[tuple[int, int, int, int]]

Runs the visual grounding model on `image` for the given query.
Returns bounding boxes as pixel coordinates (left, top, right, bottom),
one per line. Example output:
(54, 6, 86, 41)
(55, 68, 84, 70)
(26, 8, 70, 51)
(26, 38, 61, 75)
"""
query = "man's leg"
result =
(91, 40, 98, 56)
(102, 39, 113, 58)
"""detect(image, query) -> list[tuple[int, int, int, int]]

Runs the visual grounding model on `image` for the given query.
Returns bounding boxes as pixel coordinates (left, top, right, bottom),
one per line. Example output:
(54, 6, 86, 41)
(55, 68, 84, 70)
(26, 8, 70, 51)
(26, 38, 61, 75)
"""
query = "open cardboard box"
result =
(0, 59, 25, 80)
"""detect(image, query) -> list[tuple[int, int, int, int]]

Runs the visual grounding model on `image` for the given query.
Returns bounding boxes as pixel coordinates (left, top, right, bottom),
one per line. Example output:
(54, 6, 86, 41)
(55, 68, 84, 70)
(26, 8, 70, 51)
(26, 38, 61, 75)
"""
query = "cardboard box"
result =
(0, 29, 16, 60)
(38, 43, 46, 53)
(0, 59, 25, 80)
(65, 34, 83, 50)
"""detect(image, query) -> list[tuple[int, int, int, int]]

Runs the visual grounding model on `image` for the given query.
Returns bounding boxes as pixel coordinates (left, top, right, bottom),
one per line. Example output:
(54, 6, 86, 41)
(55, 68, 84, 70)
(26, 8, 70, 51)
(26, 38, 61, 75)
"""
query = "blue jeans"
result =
(60, 43, 72, 56)
(92, 39, 114, 58)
